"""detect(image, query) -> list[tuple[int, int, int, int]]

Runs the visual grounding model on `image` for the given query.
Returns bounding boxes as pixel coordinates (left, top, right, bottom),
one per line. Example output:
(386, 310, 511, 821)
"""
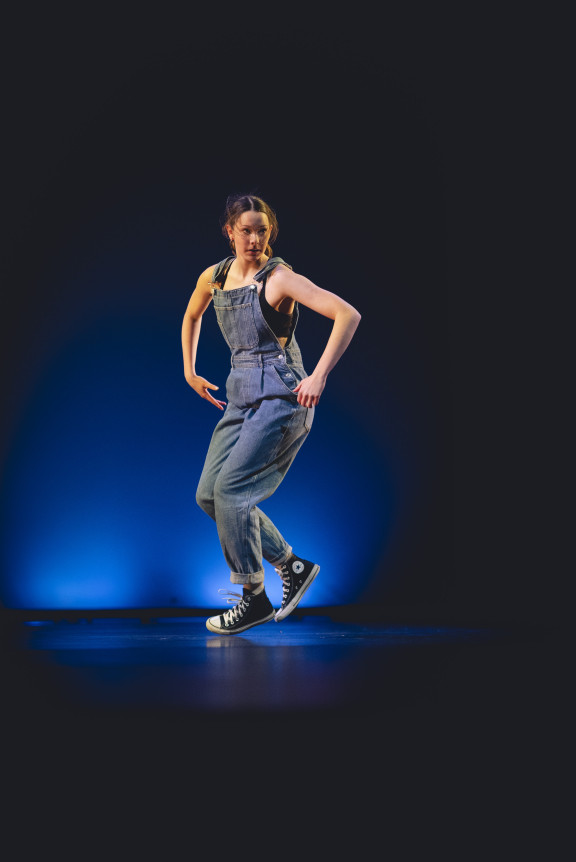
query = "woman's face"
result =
(227, 210, 271, 263)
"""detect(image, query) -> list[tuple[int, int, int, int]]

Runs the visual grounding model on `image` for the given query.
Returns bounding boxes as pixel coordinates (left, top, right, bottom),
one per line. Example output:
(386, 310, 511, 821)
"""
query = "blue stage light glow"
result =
(1, 310, 395, 611)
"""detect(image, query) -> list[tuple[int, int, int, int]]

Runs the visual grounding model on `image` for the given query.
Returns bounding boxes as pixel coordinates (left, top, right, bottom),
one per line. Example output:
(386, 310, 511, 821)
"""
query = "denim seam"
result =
(241, 407, 298, 574)
(242, 472, 260, 579)
(268, 404, 299, 465)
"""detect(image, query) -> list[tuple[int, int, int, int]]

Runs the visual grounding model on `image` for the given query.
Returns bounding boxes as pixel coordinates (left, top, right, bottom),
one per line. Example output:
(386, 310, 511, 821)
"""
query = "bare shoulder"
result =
(185, 264, 219, 318)
(268, 263, 311, 291)
(268, 263, 323, 296)
(268, 262, 360, 319)
(193, 264, 221, 297)
(198, 264, 219, 286)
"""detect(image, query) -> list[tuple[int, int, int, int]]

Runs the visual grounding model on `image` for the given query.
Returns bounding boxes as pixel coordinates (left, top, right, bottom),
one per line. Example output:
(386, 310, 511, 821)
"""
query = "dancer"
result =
(181, 194, 361, 634)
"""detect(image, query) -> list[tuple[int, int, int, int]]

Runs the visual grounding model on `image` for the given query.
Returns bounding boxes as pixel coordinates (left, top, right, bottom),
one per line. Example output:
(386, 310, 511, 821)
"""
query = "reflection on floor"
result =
(1, 612, 566, 845)
(3, 613, 560, 718)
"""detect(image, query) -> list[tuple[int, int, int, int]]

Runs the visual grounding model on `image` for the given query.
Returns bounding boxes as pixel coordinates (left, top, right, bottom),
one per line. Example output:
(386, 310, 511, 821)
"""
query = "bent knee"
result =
(212, 476, 241, 508)
(196, 487, 215, 517)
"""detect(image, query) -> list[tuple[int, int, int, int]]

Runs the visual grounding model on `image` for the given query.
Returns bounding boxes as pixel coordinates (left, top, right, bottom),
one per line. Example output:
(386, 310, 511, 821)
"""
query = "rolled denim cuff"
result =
(267, 545, 293, 568)
(230, 568, 265, 585)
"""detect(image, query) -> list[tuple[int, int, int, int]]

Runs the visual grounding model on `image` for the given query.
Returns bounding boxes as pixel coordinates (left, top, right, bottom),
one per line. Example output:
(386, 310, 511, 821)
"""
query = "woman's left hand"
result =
(293, 374, 326, 407)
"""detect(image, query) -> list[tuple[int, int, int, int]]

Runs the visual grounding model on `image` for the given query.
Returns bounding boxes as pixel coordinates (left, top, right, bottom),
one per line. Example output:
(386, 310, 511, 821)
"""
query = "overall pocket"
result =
(271, 363, 300, 398)
(215, 302, 259, 349)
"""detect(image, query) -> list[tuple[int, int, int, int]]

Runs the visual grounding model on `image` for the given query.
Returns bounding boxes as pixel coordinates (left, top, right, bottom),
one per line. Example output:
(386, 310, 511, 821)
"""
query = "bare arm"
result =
(181, 266, 227, 410)
(267, 266, 362, 407)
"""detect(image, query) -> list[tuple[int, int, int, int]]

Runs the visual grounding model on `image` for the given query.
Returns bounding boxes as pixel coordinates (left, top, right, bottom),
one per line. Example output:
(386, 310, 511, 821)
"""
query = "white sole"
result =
(205, 610, 275, 635)
(274, 565, 320, 622)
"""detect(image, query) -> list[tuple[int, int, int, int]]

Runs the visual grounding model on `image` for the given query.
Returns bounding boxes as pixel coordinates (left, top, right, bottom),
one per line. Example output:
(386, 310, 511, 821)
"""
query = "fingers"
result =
(292, 381, 320, 407)
(293, 388, 318, 407)
(204, 391, 226, 410)
(190, 376, 226, 409)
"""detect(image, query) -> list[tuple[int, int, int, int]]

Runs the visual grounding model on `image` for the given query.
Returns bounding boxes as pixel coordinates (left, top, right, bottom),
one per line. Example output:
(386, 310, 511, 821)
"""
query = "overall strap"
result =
(253, 257, 292, 282)
(211, 256, 292, 291)
(254, 257, 293, 293)
(211, 256, 235, 288)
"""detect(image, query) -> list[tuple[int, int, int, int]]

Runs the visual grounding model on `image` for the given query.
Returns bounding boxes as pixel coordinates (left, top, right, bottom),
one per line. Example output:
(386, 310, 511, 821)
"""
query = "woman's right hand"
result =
(186, 374, 226, 410)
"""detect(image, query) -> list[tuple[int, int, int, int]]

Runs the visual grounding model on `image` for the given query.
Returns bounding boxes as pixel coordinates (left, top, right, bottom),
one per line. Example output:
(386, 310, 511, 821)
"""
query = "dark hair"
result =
(221, 194, 279, 257)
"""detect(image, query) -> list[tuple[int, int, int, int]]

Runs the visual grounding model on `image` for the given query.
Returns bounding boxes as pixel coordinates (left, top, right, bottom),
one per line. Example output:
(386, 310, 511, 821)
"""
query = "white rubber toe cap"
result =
(206, 615, 224, 633)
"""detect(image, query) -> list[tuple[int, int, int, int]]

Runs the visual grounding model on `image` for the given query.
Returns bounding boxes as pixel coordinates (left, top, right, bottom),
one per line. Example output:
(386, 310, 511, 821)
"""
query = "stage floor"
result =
(3, 613, 561, 718)
(1, 611, 568, 846)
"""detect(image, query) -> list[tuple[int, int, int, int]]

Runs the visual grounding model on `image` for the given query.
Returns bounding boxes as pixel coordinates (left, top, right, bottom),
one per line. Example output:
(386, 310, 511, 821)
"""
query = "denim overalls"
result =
(195, 257, 314, 585)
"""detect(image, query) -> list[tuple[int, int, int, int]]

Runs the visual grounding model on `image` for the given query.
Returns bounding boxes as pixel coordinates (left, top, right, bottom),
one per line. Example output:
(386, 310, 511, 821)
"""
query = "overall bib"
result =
(196, 257, 314, 584)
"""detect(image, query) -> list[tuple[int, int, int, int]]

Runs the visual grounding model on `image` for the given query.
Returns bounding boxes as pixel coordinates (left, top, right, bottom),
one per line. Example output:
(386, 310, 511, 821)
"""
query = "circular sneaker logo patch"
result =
(292, 560, 305, 574)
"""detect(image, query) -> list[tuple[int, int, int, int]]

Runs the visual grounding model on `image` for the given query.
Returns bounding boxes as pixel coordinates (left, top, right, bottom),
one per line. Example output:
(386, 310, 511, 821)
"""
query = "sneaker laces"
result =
(217, 589, 249, 625)
(274, 565, 292, 604)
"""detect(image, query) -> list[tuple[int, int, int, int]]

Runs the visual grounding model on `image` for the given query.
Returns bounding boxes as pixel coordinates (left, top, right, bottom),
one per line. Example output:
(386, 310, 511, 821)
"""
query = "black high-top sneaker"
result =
(206, 584, 275, 635)
(274, 555, 320, 621)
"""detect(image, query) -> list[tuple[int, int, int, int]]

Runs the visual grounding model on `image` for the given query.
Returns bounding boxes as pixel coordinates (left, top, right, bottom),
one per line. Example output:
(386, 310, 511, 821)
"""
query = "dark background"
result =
(0, 2, 570, 853)
(1, 2, 568, 625)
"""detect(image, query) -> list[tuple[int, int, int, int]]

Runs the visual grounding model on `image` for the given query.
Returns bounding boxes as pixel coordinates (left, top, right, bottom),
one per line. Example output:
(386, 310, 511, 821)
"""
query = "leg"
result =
(196, 401, 306, 577)
(212, 397, 310, 584)
(196, 402, 244, 522)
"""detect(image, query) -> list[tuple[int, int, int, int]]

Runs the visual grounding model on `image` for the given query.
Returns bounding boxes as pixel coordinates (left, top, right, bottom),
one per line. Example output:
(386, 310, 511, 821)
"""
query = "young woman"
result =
(181, 194, 361, 634)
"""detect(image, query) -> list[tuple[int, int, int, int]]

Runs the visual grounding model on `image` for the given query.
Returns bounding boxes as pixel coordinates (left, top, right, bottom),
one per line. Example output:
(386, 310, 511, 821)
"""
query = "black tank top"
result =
(258, 281, 293, 338)
(216, 258, 294, 339)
